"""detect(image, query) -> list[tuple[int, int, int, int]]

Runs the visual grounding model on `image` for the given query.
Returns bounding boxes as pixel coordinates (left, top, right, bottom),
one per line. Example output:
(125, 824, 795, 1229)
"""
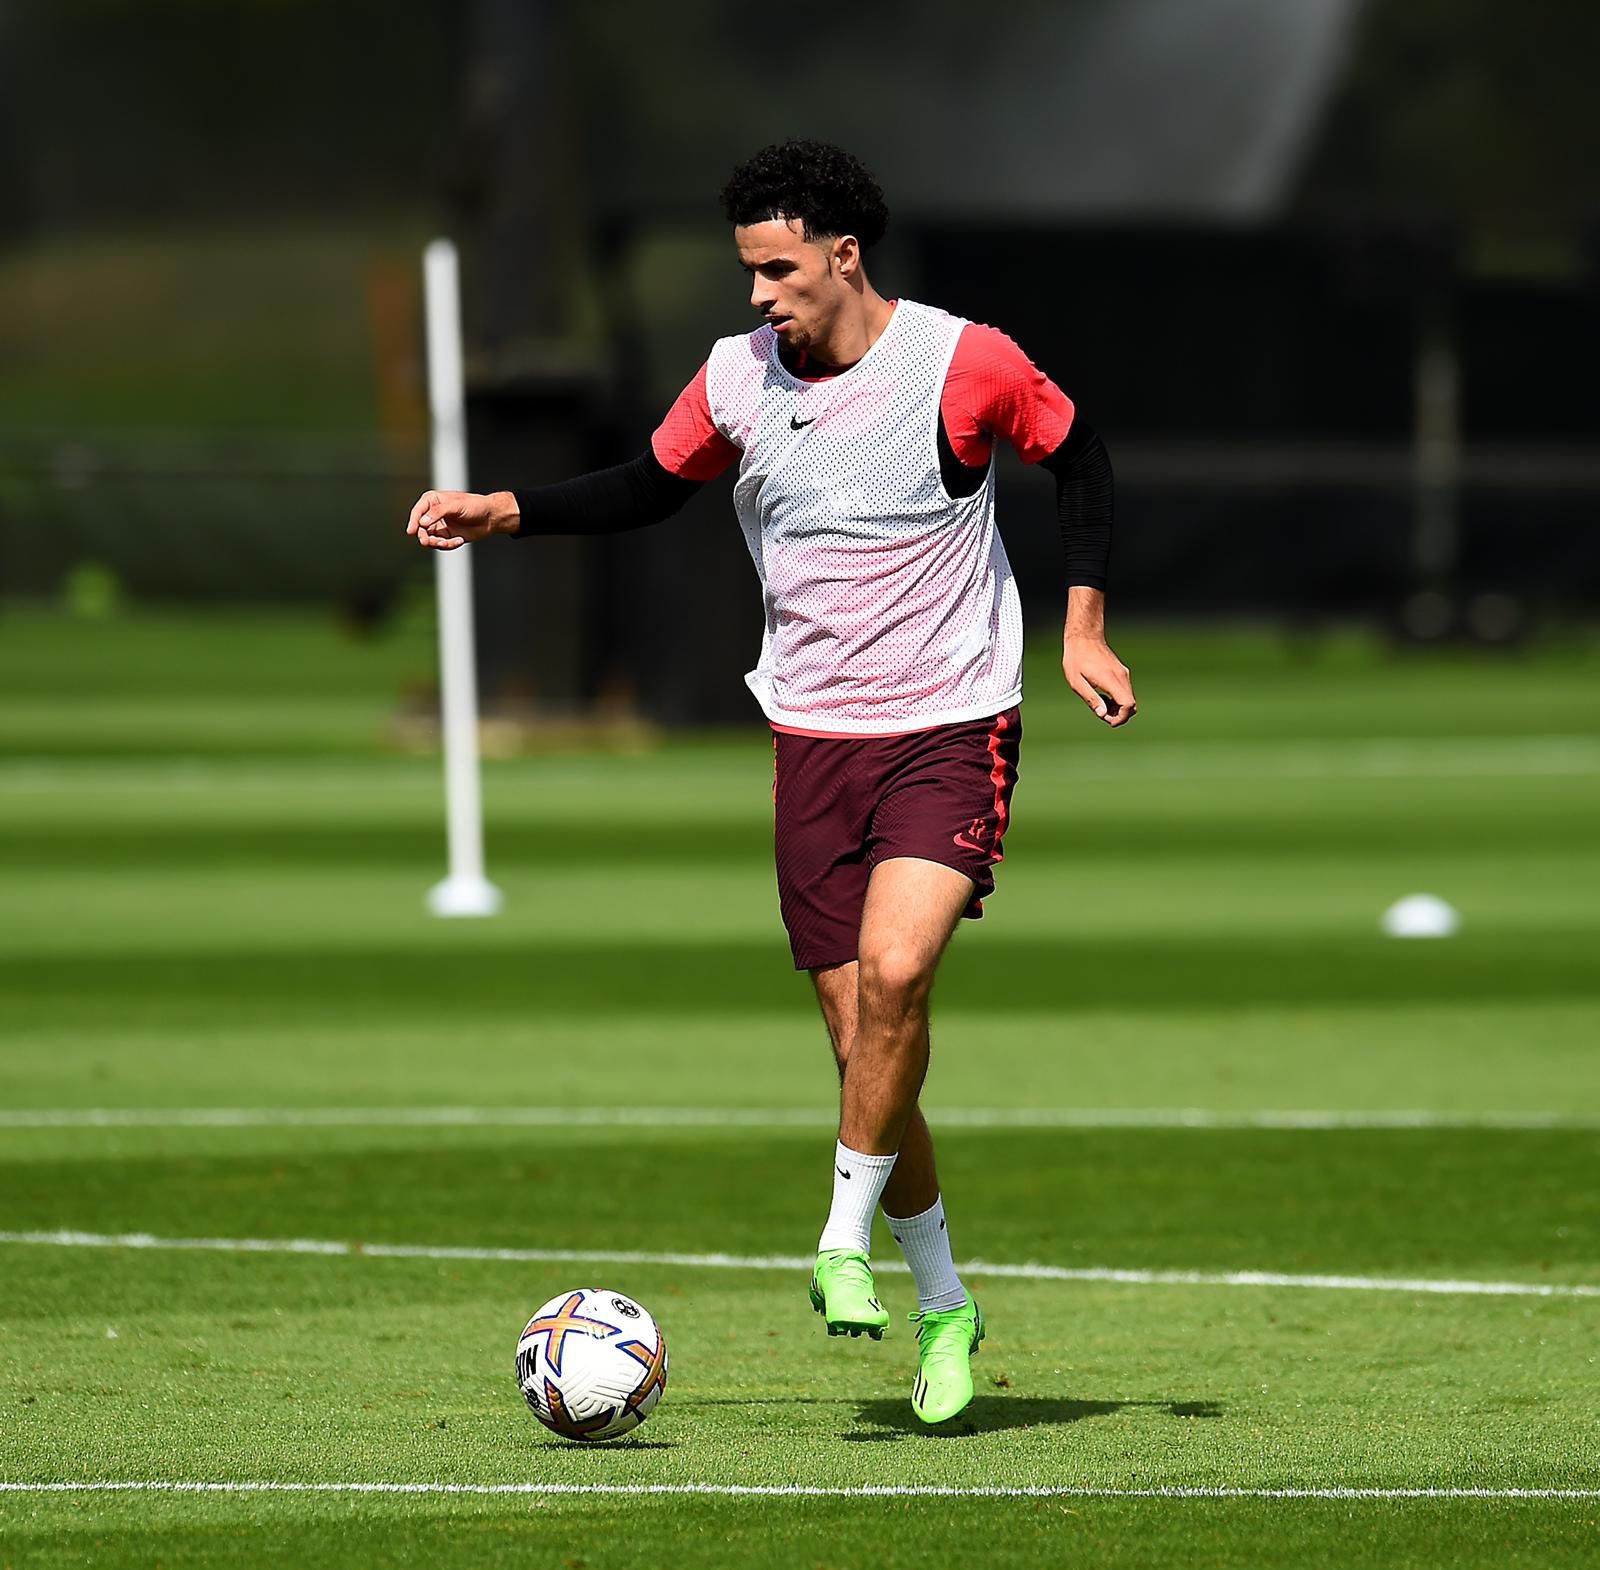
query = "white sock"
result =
(816, 1141, 897, 1255)
(885, 1194, 966, 1311)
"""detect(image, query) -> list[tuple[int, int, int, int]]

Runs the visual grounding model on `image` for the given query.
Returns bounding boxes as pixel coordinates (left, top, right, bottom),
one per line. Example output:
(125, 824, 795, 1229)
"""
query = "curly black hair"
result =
(719, 141, 889, 250)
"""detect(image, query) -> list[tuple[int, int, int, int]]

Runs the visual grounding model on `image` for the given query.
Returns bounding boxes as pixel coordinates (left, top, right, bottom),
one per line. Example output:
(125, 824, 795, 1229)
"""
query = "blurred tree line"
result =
(1300, 0, 1600, 260)
(0, 0, 457, 232)
(2, 0, 1594, 251)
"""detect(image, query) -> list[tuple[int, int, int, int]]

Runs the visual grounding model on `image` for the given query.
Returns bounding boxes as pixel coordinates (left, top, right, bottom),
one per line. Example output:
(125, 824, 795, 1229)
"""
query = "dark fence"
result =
(3, 221, 1596, 722)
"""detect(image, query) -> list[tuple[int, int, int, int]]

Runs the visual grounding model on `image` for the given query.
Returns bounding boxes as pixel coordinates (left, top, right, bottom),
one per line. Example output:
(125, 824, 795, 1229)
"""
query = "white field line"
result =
(2, 1106, 1597, 1132)
(0, 1480, 1595, 1501)
(1, 1229, 1596, 1300)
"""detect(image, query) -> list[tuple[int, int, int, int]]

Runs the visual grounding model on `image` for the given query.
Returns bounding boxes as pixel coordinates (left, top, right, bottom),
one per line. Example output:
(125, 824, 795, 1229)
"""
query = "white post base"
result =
(427, 875, 505, 919)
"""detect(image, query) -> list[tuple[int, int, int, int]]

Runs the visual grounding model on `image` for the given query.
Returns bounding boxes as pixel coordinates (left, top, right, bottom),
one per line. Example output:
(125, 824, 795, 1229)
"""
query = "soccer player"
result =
(407, 141, 1135, 1425)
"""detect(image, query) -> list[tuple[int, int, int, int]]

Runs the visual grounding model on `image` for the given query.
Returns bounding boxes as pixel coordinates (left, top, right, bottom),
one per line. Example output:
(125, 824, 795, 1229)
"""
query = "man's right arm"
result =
(407, 362, 739, 551)
(492, 449, 702, 538)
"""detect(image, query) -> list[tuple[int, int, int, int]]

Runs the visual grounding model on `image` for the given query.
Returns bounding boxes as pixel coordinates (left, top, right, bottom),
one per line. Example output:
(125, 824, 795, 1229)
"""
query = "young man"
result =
(407, 141, 1136, 1425)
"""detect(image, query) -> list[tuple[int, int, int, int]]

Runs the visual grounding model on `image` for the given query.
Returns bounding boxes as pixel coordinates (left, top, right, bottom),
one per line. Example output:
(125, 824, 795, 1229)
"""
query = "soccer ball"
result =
(514, 1288, 669, 1442)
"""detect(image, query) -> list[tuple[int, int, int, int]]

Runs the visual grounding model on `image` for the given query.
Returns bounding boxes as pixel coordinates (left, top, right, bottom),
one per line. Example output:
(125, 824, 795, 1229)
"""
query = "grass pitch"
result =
(1, 609, 1597, 1568)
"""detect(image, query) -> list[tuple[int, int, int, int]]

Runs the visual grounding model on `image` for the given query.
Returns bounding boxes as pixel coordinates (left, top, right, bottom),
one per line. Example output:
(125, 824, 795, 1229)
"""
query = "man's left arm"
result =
(947, 322, 1136, 728)
(1040, 420, 1137, 727)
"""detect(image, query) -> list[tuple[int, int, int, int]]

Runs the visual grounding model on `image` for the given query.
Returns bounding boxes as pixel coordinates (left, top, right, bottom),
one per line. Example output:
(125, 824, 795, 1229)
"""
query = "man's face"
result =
(734, 217, 847, 355)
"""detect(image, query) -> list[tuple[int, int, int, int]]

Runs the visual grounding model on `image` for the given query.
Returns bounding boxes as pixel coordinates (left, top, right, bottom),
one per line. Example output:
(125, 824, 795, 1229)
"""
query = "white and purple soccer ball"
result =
(515, 1288, 669, 1442)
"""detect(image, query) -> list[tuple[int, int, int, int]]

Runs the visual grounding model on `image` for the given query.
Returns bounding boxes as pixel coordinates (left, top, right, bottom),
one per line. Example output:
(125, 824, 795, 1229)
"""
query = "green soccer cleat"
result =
(809, 1249, 890, 1340)
(909, 1291, 984, 1424)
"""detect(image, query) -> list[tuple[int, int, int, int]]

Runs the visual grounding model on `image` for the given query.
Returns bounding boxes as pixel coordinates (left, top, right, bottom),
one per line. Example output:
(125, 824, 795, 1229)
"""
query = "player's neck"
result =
(808, 289, 895, 372)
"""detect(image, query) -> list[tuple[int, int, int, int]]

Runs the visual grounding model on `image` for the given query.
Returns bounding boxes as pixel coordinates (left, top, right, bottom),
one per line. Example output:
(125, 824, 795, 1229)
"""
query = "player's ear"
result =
(834, 234, 860, 279)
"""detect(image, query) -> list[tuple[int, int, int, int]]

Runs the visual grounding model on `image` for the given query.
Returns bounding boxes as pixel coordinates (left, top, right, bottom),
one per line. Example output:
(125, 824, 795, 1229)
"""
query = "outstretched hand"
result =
(1063, 635, 1137, 727)
(406, 490, 508, 550)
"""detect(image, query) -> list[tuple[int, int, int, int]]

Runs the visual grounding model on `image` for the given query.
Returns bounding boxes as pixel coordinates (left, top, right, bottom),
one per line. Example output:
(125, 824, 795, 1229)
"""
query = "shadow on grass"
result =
(671, 1398, 855, 1408)
(843, 1395, 1224, 1441)
(543, 1438, 679, 1451)
(10, 928, 1599, 1030)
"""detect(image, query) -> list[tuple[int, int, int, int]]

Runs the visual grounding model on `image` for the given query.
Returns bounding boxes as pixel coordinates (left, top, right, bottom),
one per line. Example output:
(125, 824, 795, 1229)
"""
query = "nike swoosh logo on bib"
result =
(790, 414, 816, 430)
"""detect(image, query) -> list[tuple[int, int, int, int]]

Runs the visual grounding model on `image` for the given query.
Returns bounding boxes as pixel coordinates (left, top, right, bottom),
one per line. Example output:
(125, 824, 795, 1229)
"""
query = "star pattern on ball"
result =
(520, 1292, 614, 1376)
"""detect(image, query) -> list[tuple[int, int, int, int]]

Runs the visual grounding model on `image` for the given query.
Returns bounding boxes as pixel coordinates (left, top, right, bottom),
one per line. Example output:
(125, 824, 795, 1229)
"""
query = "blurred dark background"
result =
(2, 0, 1596, 724)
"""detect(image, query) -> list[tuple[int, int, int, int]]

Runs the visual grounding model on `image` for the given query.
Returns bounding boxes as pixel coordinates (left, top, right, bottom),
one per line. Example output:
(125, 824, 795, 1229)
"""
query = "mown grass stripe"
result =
(2, 1106, 1595, 1131)
(2, 734, 1598, 787)
(2, 1229, 1594, 1299)
(0, 1481, 1595, 1500)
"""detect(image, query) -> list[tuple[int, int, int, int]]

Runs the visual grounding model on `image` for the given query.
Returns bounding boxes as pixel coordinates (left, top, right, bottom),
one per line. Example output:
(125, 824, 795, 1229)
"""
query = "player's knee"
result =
(859, 945, 932, 1011)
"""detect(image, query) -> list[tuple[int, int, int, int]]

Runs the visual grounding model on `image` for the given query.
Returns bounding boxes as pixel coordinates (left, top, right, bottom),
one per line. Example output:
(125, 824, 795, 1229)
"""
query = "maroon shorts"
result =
(771, 706, 1022, 971)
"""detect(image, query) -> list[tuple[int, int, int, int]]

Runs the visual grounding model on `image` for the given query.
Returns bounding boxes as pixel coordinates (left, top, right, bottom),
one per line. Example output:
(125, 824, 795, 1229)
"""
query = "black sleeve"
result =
(511, 448, 702, 538)
(1038, 417, 1113, 591)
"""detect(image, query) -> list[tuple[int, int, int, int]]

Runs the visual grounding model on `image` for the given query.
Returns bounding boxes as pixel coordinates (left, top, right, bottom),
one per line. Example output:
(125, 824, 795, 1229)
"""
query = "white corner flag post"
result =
(423, 237, 503, 918)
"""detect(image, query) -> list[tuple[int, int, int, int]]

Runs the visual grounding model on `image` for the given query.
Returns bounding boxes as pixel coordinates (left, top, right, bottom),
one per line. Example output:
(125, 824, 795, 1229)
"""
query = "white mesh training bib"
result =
(704, 300, 1024, 734)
